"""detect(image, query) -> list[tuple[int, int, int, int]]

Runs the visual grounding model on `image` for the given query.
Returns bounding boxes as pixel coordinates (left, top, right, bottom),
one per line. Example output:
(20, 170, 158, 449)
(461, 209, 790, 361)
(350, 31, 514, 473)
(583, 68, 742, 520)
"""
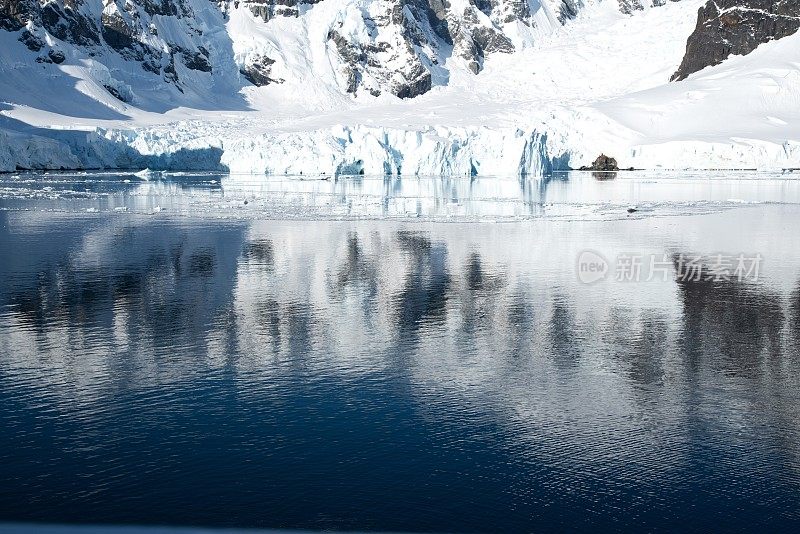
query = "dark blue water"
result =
(2, 176, 800, 532)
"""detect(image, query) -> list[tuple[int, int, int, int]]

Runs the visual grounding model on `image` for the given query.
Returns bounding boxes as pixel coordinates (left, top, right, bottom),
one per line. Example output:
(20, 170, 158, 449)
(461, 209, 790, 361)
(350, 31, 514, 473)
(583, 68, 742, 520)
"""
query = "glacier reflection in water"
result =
(1, 203, 800, 531)
(3, 171, 800, 220)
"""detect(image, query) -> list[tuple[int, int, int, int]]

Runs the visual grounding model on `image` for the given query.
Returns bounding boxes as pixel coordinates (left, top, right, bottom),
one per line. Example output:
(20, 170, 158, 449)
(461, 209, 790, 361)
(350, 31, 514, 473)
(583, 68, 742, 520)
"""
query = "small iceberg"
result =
(134, 169, 162, 180)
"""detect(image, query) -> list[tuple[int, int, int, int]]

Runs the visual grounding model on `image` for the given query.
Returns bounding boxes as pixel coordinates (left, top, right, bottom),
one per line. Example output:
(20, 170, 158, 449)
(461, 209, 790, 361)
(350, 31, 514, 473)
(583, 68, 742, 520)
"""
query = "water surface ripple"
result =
(1, 176, 800, 531)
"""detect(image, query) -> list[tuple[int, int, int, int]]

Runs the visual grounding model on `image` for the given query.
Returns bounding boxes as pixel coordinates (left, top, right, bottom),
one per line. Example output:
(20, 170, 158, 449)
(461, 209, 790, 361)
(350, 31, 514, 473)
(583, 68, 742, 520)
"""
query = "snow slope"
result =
(1, 0, 799, 174)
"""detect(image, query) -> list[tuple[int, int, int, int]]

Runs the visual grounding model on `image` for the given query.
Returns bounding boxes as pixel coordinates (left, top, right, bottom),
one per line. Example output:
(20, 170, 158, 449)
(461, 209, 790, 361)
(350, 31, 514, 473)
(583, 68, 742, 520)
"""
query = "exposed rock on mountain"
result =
(617, 0, 682, 15)
(4, 0, 551, 98)
(240, 54, 282, 86)
(323, 2, 441, 98)
(672, 0, 800, 80)
(19, 29, 46, 51)
(42, 0, 100, 46)
(314, 0, 531, 97)
(557, 1, 583, 23)
(1, 1, 694, 101)
(1, 0, 227, 92)
(0, 0, 38, 31)
(239, 0, 322, 22)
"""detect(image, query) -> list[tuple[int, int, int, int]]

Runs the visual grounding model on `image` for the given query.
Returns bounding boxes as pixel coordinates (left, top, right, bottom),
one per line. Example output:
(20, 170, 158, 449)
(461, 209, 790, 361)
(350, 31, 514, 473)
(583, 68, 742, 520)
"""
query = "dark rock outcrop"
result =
(323, 2, 441, 98)
(103, 84, 129, 102)
(581, 154, 620, 172)
(1, 1, 218, 89)
(19, 29, 45, 51)
(100, 9, 137, 51)
(617, 0, 683, 15)
(326, 28, 369, 94)
(242, 0, 323, 22)
(558, 1, 583, 23)
(48, 49, 66, 64)
(41, 0, 99, 46)
(0, 0, 38, 31)
(100, 8, 167, 77)
(141, 0, 181, 17)
(179, 46, 213, 73)
(240, 54, 282, 86)
(319, 0, 529, 97)
(2, 1, 99, 46)
(672, 0, 800, 81)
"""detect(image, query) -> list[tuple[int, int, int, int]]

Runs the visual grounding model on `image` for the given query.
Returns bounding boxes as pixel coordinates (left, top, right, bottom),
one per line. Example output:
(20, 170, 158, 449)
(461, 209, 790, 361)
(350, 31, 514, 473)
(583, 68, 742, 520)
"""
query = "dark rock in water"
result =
(581, 154, 620, 172)
(672, 0, 800, 81)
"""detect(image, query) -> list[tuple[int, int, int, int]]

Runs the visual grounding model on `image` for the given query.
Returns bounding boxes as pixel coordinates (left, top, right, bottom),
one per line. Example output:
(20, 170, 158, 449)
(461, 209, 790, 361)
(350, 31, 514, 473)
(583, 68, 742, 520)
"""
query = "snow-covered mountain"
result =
(1, 0, 799, 174)
(0, 0, 657, 100)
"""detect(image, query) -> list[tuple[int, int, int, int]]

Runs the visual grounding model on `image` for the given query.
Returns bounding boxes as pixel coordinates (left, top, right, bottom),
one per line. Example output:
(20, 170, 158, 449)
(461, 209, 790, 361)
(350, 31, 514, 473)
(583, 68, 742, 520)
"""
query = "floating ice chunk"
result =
(134, 169, 161, 180)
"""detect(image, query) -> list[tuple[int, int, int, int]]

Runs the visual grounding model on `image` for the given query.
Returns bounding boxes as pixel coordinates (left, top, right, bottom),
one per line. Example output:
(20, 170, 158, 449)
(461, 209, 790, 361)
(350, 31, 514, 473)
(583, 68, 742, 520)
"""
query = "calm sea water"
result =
(1, 173, 800, 531)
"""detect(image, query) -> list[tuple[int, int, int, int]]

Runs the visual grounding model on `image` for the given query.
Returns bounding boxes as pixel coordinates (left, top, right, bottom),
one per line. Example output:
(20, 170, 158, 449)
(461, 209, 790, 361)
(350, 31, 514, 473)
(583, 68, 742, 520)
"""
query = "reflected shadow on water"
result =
(5, 171, 800, 220)
(1, 209, 800, 531)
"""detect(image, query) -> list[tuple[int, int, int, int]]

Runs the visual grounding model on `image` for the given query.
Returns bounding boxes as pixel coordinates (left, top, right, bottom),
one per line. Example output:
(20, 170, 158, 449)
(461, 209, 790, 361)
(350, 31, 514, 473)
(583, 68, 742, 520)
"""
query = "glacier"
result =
(1, 0, 799, 175)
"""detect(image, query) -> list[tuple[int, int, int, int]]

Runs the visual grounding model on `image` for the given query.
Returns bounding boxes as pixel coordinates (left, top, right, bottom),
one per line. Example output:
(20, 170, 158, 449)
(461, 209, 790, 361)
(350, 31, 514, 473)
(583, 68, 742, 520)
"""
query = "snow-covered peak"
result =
(229, 0, 573, 99)
(1, 0, 673, 106)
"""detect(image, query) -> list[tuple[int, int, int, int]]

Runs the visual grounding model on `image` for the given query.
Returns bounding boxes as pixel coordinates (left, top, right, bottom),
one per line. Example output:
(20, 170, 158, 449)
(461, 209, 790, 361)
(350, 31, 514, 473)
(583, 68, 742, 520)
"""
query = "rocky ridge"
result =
(0, 1, 694, 102)
(0, 0, 227, 98)
(673, 0, 800, 80)
(2, 1, 799, 102)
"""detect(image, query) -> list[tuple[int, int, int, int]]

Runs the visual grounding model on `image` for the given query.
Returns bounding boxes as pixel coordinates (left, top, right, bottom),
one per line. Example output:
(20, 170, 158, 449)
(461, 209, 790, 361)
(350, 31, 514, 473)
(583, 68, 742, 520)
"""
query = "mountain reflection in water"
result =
(4, 171, 800, 220)
(1, 206, 800, 531)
